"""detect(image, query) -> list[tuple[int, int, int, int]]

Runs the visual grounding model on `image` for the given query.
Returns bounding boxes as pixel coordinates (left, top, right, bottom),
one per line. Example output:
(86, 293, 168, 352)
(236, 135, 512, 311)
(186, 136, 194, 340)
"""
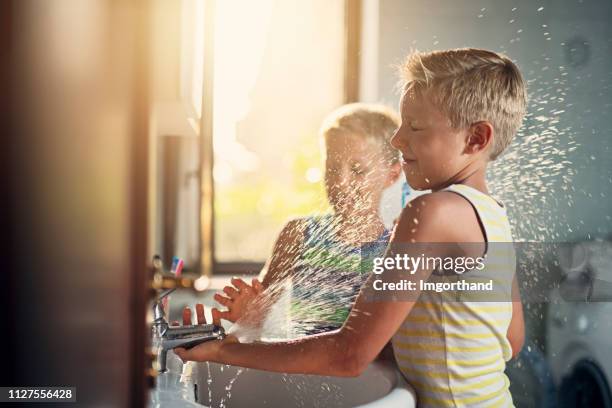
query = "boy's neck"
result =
(433, 166, 489, 195)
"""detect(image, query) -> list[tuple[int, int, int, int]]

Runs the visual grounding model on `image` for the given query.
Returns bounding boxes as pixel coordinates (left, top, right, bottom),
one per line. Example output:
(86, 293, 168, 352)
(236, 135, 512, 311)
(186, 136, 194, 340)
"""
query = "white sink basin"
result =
(150, 351, 415, 408)
(194, 360, 415, 408)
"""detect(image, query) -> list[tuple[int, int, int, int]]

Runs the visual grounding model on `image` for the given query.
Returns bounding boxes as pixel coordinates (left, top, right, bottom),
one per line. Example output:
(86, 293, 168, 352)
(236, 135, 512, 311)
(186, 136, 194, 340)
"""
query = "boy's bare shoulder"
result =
(275, 214, 331, 247)
(277, 217, 309, 242)
(393, 191, 483, 243)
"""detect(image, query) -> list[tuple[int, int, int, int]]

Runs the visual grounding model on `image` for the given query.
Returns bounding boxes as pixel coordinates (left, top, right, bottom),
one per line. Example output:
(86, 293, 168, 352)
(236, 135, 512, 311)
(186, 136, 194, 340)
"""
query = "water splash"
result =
(226, 101, 581, 340)
(218, 368, 243, 408)
(205, 362, 212, 407)
(489, 66, 579, 243)
(223, 209, 385, 340)
(213, 40, 588, 399)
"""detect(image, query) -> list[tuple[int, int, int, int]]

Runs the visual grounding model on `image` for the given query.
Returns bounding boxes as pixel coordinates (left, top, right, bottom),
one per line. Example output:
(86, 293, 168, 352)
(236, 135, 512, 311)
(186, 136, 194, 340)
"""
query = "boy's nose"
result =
(390, 130, 403, 150)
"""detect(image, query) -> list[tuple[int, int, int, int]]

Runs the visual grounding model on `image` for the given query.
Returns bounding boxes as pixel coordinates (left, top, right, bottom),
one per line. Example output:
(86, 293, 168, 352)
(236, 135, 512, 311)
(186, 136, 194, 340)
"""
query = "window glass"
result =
(212, 0, 345, 262)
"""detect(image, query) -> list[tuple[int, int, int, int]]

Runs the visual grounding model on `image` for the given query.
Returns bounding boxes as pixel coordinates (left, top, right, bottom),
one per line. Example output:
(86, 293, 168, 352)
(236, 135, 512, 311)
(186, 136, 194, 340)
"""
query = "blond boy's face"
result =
(324, 133, 397, 216)
(391, 88, 470, 191)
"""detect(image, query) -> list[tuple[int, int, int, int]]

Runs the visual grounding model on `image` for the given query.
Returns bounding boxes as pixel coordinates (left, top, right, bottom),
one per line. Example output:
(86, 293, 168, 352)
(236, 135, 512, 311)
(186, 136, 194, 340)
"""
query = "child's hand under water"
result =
(213, 277, 264, 323)
(173, 303, 239, 363)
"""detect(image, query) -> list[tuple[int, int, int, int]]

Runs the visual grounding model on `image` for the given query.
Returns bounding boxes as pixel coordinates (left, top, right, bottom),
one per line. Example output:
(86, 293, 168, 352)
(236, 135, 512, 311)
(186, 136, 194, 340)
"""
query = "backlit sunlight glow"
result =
(202, 0, 345, 261)
(211, 0, 274, 185)
(305, 167, 322, 183)
(185, 0, 204, 116)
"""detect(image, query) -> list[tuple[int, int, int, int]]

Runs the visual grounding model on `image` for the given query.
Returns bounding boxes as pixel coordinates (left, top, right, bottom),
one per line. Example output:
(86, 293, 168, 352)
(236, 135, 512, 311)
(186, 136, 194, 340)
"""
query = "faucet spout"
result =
(149, 255, 224, 373)
(157, 324, 226, 372)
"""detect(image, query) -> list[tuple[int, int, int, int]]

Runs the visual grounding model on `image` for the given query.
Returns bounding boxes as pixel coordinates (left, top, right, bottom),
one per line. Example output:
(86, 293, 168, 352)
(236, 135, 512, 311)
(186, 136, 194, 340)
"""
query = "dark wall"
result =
(2, 1, 150, 406)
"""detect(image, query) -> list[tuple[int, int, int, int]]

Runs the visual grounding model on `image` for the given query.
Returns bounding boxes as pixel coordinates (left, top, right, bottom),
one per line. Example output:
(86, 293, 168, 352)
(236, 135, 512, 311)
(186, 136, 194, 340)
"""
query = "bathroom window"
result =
(208, 0, 353, 268)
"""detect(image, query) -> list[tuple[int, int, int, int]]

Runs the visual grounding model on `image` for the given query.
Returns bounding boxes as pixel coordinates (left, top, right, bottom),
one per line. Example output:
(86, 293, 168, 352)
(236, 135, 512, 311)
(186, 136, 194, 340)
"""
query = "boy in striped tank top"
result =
(175, 48, 527, 408)
(212, 103, 401, 336)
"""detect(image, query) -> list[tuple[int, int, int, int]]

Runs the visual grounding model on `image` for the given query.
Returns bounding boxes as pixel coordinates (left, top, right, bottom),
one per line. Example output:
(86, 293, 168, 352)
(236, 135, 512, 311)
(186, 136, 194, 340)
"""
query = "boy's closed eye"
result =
(408, 120, 423, 131)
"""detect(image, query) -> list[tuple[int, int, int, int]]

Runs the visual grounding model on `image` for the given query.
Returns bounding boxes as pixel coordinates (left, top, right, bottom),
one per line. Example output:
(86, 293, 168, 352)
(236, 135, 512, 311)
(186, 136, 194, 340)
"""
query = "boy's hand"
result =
(174, 332, 239, 363)
(173, 303, 238, 363)
(213, 278, 264, 323)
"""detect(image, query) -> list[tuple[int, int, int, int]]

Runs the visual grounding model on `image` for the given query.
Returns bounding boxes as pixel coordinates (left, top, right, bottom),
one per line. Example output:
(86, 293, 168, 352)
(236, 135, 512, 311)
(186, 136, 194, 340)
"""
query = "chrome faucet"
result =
(151, 258, 225, 373)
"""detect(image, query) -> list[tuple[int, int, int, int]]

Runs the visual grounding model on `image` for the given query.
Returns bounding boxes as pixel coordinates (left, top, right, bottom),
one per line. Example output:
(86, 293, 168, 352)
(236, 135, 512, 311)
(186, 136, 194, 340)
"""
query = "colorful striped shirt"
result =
(290, 214, 390, 335)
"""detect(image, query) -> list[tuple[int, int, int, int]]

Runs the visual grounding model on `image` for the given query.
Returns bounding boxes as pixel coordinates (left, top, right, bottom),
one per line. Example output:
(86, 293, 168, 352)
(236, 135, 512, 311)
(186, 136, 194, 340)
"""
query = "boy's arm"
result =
(259, 218, 305, 288)
(506, 274, 525, 358)
(214, 219, 305, 323)
(176, 194, 460, 376)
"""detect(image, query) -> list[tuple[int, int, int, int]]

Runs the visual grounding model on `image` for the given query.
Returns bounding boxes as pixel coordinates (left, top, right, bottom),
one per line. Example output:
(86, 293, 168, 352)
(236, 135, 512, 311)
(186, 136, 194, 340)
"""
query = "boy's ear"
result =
(466, 121, 494, 155)
(385, 161, 402, 187)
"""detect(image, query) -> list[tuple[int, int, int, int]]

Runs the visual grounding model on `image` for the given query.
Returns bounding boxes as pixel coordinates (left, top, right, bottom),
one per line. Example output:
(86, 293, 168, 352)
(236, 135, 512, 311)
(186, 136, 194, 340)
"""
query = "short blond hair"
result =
(400, 48, 527, 160)
(320, 103, 400, 165)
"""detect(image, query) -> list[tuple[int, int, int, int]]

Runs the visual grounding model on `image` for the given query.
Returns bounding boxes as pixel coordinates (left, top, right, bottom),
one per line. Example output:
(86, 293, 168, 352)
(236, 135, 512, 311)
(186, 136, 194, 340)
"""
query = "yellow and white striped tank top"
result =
(392, 184, 516, 408)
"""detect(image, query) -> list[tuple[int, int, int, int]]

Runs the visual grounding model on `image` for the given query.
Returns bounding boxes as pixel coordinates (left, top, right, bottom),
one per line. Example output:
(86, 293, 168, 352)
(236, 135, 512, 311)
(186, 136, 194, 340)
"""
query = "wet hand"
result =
(174, 333, 239, 363)
(213, 277, 264, 323)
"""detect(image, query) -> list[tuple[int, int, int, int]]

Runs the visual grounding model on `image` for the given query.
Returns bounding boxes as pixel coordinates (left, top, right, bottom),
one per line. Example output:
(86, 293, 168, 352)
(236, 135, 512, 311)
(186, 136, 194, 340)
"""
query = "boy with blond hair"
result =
(176, 48, 527, 408)
(215, 102, 402, 335)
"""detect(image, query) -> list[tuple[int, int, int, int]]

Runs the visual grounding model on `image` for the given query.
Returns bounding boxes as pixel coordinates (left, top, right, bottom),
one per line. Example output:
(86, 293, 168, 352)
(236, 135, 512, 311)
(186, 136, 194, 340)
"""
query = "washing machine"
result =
(547, 241, 612, 407)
